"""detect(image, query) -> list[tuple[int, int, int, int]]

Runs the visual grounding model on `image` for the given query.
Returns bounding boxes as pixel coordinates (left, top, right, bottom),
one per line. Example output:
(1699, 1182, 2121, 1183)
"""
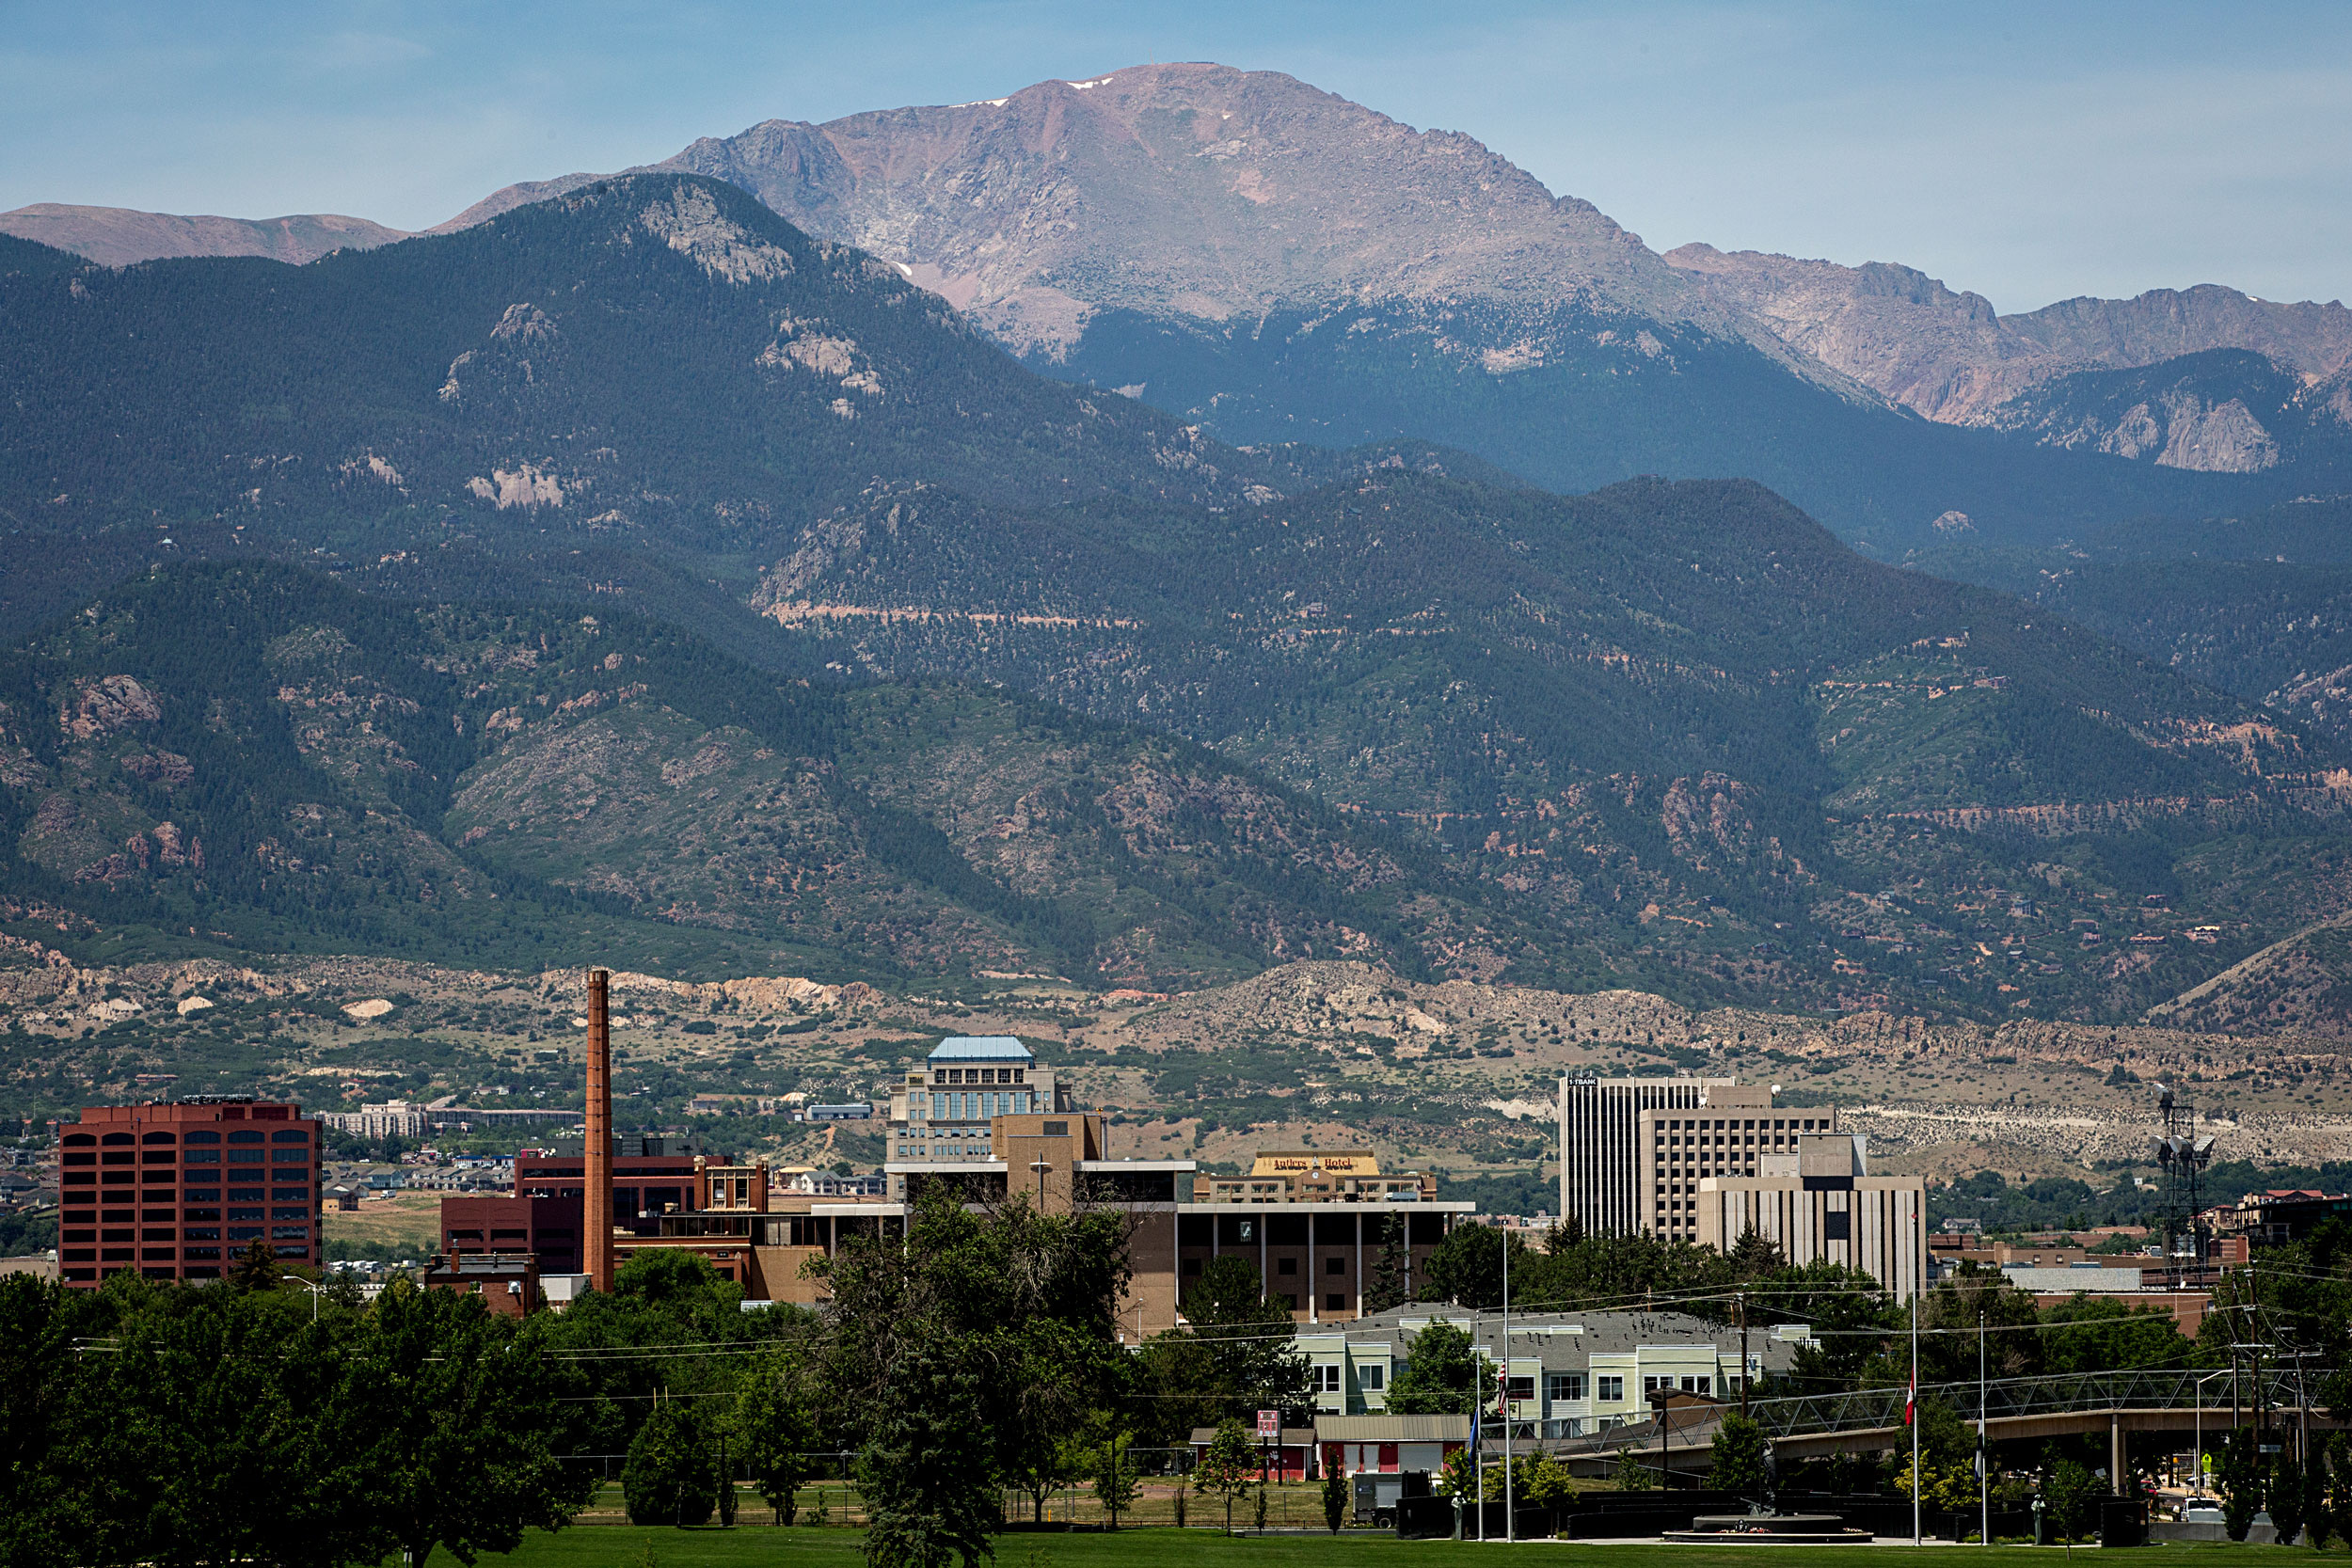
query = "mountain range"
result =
(2, 171, 2352, 1038)
(4, 71, 2352, 1048)
(10, 63, 2347, 523)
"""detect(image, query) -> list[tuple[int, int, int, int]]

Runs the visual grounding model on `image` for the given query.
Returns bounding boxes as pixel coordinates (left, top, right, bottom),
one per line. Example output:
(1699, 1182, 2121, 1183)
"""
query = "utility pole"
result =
(1979, 1307, 1989, 1549)
(1738, 1291, 1750, 1418)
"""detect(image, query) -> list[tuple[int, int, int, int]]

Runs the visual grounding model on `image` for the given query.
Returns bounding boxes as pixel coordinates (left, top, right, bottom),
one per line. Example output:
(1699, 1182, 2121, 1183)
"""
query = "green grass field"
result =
(462, 1524, 2300, 1568)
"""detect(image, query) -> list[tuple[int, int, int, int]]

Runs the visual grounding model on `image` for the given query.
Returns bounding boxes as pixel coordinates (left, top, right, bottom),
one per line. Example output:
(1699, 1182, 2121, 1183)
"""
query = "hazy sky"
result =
(4, 0, 2347, 313)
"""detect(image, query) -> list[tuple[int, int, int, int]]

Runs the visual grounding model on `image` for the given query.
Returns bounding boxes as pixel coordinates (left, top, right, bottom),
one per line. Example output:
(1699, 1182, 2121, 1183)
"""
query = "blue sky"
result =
(3, 0, 2347, 312)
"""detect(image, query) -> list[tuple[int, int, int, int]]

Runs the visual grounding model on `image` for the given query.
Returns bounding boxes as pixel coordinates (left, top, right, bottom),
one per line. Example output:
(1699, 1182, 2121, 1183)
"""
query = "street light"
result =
(2194, 1369, 2232, 1510)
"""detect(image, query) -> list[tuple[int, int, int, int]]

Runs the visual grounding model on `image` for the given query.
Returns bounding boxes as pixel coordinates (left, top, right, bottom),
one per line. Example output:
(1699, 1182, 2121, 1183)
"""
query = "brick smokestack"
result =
(584, 967, 613, 1292)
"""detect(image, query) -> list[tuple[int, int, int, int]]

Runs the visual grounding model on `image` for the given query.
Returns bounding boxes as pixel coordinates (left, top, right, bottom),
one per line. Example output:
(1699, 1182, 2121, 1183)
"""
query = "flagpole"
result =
(1504, 1237, 1516, 1544)
(1475, 1306, 1486, 1544)
(1912, 1248, 1921, 1547)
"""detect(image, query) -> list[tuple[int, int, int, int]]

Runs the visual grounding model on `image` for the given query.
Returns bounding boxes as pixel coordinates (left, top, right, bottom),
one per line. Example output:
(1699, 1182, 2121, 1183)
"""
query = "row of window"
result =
(61, 1193, 311, 1212)
(65, 1148, 315, 1164)
(61, 1228, 311, 1261)
(62, 1214, 311, 1240)
(1311, 1367, 1720, 1405)
(913, 1091, 1031, 1118)
(64, 1129, 311, 1146)
(923, 1067, 1027, 1085)
(1660, 1118, 1824, 1132)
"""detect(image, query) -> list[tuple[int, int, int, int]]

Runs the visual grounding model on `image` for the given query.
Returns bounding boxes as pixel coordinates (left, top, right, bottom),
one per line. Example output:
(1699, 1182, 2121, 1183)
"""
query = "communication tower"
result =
(2150, 1083, 2217, 1284)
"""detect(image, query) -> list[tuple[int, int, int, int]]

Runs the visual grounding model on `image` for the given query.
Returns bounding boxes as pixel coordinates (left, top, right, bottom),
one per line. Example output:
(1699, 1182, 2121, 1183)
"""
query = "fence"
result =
(1741, 1364, 2328, 1439)
(565, 1448, 1391, 1530)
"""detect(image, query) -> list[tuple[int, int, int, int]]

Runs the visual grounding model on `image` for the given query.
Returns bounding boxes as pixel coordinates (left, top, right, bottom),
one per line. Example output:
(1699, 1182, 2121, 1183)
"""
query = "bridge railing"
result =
(1742, 1365, 2328, 1439)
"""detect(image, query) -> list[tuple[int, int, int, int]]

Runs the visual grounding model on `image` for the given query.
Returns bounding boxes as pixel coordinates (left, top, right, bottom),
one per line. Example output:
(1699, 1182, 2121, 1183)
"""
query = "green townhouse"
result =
(1295, 1306, 1811, 1447)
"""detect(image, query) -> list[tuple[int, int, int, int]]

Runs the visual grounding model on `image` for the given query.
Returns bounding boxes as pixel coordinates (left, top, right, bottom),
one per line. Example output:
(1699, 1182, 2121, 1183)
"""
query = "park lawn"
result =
(459, 1525, 2292, 1568)
(322, 1192, 439, 1253)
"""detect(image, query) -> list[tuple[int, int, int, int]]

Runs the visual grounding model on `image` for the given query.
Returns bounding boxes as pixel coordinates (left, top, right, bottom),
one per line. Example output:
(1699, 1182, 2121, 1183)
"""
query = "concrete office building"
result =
(1637, 1085, 1842, 1243)
(1557, 1076, 1732, 1236)
(58, 1096, 324, 1286)
(1695, 1133, 1926, 1302)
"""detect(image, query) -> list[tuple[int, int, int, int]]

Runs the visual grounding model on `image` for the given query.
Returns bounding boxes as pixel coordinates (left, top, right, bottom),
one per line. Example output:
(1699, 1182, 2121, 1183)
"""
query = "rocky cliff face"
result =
(0, 203, 408, 266)
(1666, 244, 2352, 440)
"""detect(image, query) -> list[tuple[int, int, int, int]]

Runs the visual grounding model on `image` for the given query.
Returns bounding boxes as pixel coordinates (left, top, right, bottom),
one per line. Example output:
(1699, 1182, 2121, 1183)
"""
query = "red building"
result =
(513, 1140, 713, 1221)
(59, 1097, 323, 1286)
(437, 1193, 585, 1276)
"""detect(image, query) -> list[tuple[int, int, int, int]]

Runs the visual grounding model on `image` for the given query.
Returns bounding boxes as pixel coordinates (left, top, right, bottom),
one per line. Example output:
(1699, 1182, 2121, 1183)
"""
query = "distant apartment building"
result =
(58, 1096, 323, 1286)
(320, 1100, 428, 1140)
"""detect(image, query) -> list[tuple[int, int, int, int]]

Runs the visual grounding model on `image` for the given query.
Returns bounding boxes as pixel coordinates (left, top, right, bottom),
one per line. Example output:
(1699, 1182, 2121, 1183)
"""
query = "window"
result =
(1679, 1375, 1708, 1394)
(1327, 1256, 1346, 1275)
(1182, 1257, 1202, 1275)
(1326, 1292, 1346, 1311)
(1597, 1376, 1624, 1402)
(142, 1131, 176, 1144)
(271, 1130, 309, 1143)
(1360, 1365, 1384, 1391)
(1547, 1372, 1584, 1403)
(228, 1131, 262, 1144)
(1041, 1120, 1068, 1136)
(1824, 1210, 1851, 1241)
(185, 1131, 218, 1144)
(1277, 1257, 1297, 1275)
(1313, 1365, 1342, 1394)
(1643, 1375, 1668, 1394)
(1505, 1374, 1534, 1402)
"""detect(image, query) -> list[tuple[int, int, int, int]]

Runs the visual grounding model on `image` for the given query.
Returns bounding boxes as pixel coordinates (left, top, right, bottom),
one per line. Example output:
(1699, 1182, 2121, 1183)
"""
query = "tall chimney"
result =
(583, 967, 614, 1292)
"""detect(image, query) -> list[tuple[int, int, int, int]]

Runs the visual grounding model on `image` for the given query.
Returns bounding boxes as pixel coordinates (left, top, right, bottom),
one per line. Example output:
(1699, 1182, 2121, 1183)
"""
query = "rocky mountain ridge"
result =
(0, 202, 408, 266)
(1667, 244, 2352, 438)
(22, 64, 2344, 495)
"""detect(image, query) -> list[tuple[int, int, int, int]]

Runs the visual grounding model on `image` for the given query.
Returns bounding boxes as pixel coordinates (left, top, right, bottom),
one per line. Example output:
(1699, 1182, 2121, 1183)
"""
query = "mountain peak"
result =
(448, 62, 1734, 357)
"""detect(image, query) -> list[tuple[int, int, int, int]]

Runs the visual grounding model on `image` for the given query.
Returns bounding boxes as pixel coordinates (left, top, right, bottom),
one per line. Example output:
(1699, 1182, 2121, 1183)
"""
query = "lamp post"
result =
(2195, 1369, 2231, 1508)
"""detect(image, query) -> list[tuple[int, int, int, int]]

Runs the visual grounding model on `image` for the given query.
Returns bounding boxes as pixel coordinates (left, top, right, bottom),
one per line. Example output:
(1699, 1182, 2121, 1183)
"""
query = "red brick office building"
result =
(59, 1096, 324, 1286)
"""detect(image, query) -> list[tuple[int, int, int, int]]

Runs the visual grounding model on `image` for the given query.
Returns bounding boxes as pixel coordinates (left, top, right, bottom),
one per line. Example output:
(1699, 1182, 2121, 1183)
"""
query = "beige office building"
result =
(1695, 1132, 1926, 1302)
(1634, 1085, 1842, 1242)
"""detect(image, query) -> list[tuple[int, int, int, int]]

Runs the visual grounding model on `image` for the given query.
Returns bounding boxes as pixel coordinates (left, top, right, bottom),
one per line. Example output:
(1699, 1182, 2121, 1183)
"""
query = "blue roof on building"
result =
(928, 1035, 1034, 1063)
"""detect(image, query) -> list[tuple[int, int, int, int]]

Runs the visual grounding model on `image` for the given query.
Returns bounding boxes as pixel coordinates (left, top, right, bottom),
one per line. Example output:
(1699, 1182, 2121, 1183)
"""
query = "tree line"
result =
(2, 1195, 1320, 1568)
